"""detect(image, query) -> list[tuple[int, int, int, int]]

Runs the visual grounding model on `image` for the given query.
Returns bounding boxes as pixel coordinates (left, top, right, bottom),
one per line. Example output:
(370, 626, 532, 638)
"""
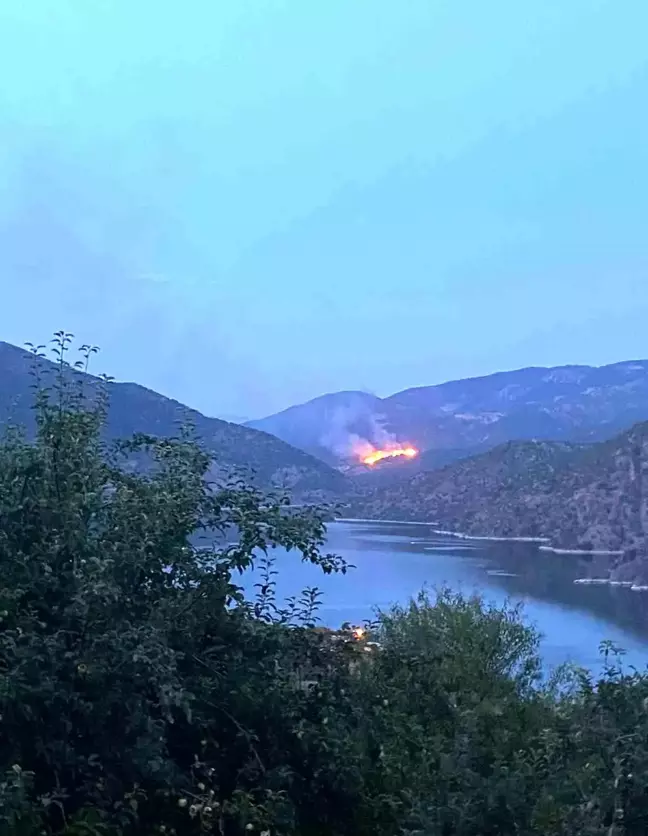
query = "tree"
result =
(0, 334, 351, 835)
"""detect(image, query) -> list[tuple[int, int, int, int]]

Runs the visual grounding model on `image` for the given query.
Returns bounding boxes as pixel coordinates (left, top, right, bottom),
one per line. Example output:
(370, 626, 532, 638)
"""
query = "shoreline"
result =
(335, 516, 648, 589)
(335, 516, 648, 594)
(336, 518, 548, 543)
(432, 528, 551, 543)
(337, 517, 439, 526)
(540, 546, 624, 557)
(574, 578, 648, 592)
(337, 517, 623, 555)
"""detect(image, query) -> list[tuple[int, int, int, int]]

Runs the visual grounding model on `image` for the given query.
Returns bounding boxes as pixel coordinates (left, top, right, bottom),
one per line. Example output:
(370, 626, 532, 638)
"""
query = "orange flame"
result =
(361, 446, 418, 467)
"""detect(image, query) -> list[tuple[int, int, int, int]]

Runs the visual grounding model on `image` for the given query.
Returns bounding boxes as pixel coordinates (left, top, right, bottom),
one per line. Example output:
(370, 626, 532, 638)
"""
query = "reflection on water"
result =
(241, 520, 648, 674)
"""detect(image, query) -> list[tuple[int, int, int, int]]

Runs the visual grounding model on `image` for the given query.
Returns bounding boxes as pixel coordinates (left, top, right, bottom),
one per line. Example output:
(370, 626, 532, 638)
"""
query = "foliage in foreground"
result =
(2, 337, 648, 836)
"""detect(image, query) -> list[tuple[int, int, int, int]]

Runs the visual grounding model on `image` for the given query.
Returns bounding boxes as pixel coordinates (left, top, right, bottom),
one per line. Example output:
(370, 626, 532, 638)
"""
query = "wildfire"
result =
(361, 446, 418, 467)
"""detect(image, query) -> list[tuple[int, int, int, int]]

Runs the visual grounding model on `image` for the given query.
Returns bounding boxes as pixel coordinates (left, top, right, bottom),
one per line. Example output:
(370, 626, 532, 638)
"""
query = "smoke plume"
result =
(319, 401, 396, 459)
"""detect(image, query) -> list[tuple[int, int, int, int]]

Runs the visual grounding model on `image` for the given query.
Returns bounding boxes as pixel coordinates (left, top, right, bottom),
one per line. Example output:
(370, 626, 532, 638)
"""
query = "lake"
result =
(242, 519, 648, 674)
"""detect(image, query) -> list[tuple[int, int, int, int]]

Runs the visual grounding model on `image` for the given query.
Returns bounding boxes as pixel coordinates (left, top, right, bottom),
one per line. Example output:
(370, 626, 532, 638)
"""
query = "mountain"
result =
(350, 422, 648, 581)
(215, 413, 250, 424)
(0, 341, 347, 502)
(247, 390, 384, 464)
(248, 361, 648, 471)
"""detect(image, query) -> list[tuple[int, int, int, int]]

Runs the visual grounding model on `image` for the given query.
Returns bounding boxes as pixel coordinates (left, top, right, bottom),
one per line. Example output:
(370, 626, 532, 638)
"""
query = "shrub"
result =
(0, 335, 352, 835)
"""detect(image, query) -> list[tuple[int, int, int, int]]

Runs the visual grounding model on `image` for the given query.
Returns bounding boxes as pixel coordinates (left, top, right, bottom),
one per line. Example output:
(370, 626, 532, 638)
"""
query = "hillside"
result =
(249, 361, 648, 471)
(349, 422, 648, 580)
(350, 439, 586, 533)
(247, 390, 384, 463)
(0, 341, 347, 501)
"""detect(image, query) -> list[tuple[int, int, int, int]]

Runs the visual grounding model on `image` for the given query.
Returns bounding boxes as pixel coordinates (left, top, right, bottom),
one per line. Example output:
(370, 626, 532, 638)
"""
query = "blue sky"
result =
(1, 0, 647, 418)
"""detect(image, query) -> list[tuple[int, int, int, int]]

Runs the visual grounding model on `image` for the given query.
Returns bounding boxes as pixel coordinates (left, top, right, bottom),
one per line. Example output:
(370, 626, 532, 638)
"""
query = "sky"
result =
(1, 0, 648, 419)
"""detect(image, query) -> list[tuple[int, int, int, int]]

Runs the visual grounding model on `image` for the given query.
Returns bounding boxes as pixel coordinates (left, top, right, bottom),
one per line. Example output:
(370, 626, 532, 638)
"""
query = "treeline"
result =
(2, 337, 648, 836)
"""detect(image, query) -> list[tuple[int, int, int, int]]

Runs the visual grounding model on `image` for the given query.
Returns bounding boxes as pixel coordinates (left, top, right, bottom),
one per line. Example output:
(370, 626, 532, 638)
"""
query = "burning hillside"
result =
(356, 442, 419, 467)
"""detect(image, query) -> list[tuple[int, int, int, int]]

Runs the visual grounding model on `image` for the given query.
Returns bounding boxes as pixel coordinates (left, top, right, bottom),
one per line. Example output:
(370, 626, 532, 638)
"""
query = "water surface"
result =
(243, 520, 648, 674)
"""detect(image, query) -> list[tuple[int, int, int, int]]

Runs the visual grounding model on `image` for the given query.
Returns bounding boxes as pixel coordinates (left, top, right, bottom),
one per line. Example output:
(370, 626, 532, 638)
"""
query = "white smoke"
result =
(319, 402, 396, 459)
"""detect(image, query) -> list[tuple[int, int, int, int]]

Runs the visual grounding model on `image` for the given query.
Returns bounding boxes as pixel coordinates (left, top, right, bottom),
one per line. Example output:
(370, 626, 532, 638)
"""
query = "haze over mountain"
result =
(249, 360, 648, 471)
(0, 341, 346, 502)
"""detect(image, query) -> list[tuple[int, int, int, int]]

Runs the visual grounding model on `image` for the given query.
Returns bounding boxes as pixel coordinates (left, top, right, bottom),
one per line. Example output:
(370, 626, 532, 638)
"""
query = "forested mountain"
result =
(250, 361, 648, 472)
(0, 341, 346, 501)
(350, 421, 648, 581)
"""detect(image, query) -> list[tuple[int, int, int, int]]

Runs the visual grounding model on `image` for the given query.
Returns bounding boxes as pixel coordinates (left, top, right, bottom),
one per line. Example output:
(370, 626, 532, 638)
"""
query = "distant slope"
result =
(347, 446, 481, 490)
(350, 422, 648, 580)
(350, 440, 587, 531)
(249, 361, 648, 471)
(247, 390, 384, 461)
(0, 342, 347, 502)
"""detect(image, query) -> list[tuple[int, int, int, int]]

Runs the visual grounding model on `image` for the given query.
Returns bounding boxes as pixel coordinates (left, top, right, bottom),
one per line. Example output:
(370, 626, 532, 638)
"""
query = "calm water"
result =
(242, 519, 648, 674)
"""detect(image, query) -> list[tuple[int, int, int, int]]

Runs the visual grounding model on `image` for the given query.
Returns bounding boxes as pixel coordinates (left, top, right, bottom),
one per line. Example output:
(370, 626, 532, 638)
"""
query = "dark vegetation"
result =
(0, 340, 346, 503)
(351, 427, 648, 580)
(3, 335, 648, 835)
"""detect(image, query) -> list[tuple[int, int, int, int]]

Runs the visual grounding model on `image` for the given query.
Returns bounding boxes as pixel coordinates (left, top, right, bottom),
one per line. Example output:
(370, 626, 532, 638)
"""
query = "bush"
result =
(0, 336, 351, 835)
(2, 335, 648, 836)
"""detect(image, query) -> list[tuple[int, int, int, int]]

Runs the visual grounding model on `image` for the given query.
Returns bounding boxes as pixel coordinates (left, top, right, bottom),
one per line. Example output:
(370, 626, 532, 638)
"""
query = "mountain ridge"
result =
(0, 341, 347, 502)
(248, 360, 648, 472)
